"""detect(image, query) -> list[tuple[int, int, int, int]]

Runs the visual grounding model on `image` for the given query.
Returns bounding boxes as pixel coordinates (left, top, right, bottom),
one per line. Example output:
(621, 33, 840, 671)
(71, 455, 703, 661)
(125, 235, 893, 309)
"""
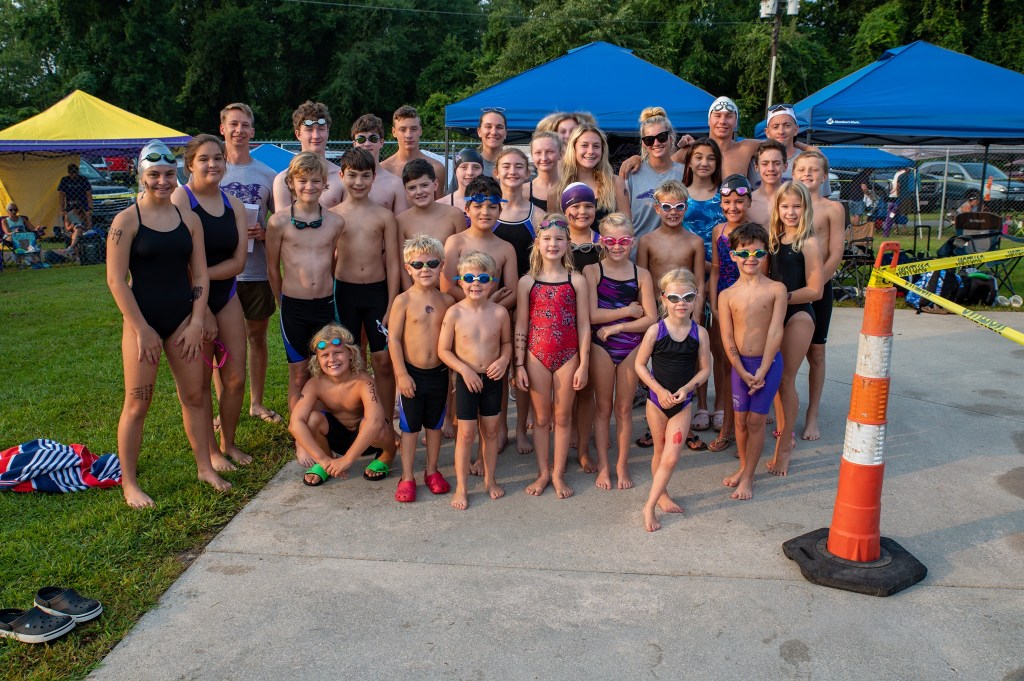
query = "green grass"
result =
(0, 264, 294, 680)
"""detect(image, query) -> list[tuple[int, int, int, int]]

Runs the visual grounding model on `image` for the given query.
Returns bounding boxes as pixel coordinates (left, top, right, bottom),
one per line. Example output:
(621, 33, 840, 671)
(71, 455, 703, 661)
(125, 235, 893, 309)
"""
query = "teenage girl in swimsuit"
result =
(173, 134, 251, 472)
(707, 174, 753, 452)
(107, 140, 232, 509)
(766, 181, 823, 477)
(514, 214, 590, 500)
(552, 124, 631, 227)
(584, 213, 658, 491)
(526, 130, 561, 212)
(636, 268, 711, 532)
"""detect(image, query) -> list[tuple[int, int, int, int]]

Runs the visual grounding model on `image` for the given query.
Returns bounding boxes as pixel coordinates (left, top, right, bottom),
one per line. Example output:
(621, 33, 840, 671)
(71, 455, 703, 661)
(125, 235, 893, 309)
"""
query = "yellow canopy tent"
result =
(0, 90, 189, 233)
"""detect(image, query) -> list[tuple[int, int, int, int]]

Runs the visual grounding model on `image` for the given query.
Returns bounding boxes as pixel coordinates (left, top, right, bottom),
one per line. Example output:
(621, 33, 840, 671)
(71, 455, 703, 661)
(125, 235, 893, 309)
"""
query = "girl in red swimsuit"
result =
(514, 215, 590, 501)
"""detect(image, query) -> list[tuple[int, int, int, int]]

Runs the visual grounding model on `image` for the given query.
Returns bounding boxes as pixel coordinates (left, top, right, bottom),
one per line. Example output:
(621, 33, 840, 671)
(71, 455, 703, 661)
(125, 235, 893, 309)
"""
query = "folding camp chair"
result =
(945, 212, 1024, 296)
(9, 232, 43, 269)
(833, 206, 875, 304)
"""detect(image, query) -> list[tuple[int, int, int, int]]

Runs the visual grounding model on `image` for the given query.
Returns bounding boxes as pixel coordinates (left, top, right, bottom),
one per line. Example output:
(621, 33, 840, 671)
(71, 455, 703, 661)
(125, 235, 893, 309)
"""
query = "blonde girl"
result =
(628, 106, 684, 239)
(552, 124, 631, 225)
(514, 214, 590, 499)
(765, 181, 823, 477)
(526, 130, 561, 212)
(585, 214, 658, 490)
(636, 268, 711, 531)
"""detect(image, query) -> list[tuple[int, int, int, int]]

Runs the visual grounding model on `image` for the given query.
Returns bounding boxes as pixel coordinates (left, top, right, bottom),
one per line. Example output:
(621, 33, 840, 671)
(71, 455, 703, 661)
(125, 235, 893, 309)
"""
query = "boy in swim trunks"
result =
(388, 235, 455, 502)
(397, 159, 467, 289)
(716, 223, 788, 500)
(291, 324, 399, 487)
(437, 251, 512, 510)
(266, 152, 344, 468)
(331, 148, 401, 478)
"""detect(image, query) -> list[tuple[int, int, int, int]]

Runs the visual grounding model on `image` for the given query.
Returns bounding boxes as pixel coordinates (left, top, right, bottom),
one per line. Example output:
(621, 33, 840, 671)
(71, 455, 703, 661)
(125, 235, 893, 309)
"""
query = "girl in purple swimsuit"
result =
(584, 214, 658, 491)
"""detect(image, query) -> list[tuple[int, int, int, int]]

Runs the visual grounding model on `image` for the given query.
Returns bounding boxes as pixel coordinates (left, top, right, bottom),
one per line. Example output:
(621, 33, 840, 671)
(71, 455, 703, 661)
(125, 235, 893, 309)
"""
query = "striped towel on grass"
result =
(0, 439, 121, 492)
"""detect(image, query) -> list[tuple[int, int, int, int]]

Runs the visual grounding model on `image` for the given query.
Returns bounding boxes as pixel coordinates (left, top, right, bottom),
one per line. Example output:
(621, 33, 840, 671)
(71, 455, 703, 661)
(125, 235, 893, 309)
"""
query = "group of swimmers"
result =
(107, 97, 846, 533)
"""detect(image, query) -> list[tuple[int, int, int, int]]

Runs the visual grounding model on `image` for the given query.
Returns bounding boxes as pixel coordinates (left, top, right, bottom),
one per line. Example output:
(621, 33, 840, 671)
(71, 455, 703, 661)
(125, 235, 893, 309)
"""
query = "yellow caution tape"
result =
(890, 246, 1024, 278)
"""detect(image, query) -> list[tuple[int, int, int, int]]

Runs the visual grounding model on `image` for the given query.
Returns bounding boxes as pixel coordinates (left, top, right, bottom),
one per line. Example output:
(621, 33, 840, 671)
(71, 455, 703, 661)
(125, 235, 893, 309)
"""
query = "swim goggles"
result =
(641, 131, 671, 147)
(465, 194, 507, 204)
(291, 204, 323, 230)
(599, 236, 634, 247)
(302, 118, 328, 127)
(659, 202, 687, 212)
(709, 100, 738, 114)
(481, 107, 506, 114)
(453, 273, 494, 284)
(571, 241, 598, 253)
(732, 249, 767, 259)
(720, 185, 750, 196)
(767, 103, 794, 114)
(663, 291, 698, 304)
(538, 218, 569, 231)
(315, 338, 344, 350)
(354, 134, 381, 144)
(141, 151, 176, 164)
(408, 259, 441, 270)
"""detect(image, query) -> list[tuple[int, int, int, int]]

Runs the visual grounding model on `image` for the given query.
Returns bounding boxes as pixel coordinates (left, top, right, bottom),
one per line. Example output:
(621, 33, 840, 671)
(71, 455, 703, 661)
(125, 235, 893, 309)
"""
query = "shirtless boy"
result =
(398, 159, 466, 288)
(272, 101, 344, 209)
(380, 105, 446, 198)
(793, 150, 845, 441)
(291, 324, 398, 487)
(349, 113, 410, 214)
(438, 251, 513, 510)
(331, 147, 401, 480)
(717, 223, 787, 500)
(266, 152, 344, 467)
(388, 235, 455, 502)
(747, 141, 787, 227)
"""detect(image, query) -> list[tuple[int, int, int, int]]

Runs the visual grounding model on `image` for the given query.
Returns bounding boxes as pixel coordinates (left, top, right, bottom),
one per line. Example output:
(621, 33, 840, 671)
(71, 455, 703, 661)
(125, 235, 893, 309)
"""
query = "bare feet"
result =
(578, 453, 598, 474)
(198, 469, 232, 492)
(442, 419, 456, 439)
(616, 466, 634, 490)
(525, 473, 550, 496)
(552, 475, 574, 499)
(450, 487, 468, 510)
(643, 504, 661, 532)
(469, 458, 483, 476)
(767, 434, 796, 476)
(223, 445, 252, 466)
(723, 469, 742, 487)
(801, 417, 821, 441)
(656, 493, 683, 514)
(516, 433, 534, 454)
(123, 483, 155, 509)
(296, 450, 315, 468)
(210, 452, 237, 472)
(488, 484, 505, 500)
(496, 434, 509, 453)
(595, 467, 612, 490)
(731, 480, 753, 500)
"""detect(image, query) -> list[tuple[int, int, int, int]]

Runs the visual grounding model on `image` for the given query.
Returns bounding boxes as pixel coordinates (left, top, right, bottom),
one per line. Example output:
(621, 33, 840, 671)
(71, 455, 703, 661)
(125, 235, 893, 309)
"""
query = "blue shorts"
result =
(731, 352, 783, 415)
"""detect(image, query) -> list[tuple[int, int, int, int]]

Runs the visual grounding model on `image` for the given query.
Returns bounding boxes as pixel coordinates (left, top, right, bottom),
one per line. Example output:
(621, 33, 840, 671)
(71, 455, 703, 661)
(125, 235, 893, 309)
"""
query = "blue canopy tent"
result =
(445, 42, 715, 140)
(251, 144, 295, 173)
(820, 147, 912, 170)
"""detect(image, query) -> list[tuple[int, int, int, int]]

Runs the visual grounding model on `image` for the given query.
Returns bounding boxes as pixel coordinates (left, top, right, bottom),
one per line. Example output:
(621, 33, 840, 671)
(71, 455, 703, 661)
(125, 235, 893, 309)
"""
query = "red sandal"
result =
(395, 479, 417, 503)
(424, 471, 450, 495)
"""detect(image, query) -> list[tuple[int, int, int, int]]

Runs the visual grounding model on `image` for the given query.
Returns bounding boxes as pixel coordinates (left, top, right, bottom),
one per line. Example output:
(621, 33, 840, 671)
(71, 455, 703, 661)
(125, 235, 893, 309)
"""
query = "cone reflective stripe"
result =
(827, 285, 895, 562)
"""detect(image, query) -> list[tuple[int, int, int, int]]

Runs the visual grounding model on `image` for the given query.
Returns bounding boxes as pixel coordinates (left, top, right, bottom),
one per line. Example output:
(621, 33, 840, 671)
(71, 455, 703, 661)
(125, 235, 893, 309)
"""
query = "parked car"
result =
(81, 154, 110, 180)
(103, 155, 135, 185)
(917, 161, 1024, 210)
(77, 161, 137, 228)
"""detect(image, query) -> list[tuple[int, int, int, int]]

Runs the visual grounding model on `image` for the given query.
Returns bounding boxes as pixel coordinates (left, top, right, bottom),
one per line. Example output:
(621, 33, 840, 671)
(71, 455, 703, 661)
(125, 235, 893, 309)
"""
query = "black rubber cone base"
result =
(782, 527, 927, 597)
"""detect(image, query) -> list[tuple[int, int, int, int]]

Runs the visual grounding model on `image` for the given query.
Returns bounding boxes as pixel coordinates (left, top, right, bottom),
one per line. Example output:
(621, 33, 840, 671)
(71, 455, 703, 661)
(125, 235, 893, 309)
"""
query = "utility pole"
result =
(760, 0, 800, 117)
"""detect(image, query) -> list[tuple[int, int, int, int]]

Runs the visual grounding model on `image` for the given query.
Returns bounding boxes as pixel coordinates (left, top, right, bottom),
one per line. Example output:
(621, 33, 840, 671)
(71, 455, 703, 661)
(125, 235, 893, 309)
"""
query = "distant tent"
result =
(0, 91, 190, 230)
(820, 146, 913, 170)
(445, 42, 715, 139)
(251, 144, 296, 174)
(753, 41, 1024, 145)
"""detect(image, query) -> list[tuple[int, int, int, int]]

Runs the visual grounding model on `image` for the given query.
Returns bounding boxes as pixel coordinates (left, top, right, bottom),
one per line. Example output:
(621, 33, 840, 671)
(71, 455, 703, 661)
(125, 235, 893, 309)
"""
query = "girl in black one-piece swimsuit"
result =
(766, 181, 824, 478)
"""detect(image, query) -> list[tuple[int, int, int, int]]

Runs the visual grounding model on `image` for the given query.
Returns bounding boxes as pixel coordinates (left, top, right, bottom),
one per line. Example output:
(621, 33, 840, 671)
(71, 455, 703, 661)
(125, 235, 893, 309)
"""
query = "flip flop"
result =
(691, 409, 711, 431)
(303, 463, 329, 486)
(34, 587, 102, 623)
(635, 431, 654, 448)
(424, 471, 451, 495)
(252, 409, 283, 424)
(0, 607, 75, 644)
(708, 433, 734, 452)
(363, 458, 390, 481)
(686, 435, 708, 451)
(395, 479, 417, 502)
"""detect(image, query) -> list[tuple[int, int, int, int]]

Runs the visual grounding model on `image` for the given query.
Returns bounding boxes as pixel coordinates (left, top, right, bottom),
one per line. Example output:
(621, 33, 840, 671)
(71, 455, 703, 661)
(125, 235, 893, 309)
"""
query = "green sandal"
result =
(363, 458, 390, 481)
(303, 463, 329, 486)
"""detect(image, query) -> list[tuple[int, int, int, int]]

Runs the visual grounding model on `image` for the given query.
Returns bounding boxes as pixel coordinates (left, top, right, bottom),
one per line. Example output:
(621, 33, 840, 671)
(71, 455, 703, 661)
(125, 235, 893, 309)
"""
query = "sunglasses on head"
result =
(407, 259, 441, 270)
(302, 118, 328, 127)
(539, 218, 569, 231)
(354, 134, 381, 144)
(720, 185, 750, 196)
(571, 241, 598, 253)
(663, 291, 698, 304)
(315, 338, 344, 351)
(291, 204, 323, 230)
(600, 236, 634, 247)
(659, 202, 687, 212)
(142, 151, 175, 164)
(641, 130, 671, 147)
(732, 249, 767, 259)
(453, 273, 494, 284)
(767, 103, 794, 113)
(465, 194, 507, 205)
(481, 106, 506, 114)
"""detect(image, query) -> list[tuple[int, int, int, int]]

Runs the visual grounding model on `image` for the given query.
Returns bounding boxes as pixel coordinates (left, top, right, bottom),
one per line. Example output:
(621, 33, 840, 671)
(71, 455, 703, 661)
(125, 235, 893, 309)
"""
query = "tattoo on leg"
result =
(131, 384, 154, 401)
(672, 431, 683, 444)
